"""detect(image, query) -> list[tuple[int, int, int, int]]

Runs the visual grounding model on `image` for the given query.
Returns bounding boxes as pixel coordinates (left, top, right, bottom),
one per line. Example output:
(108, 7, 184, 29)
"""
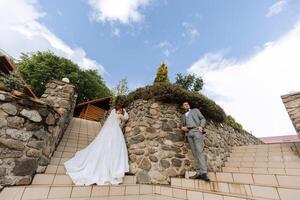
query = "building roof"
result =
(259, 135, 300, 143)
(0, 55, 37, 98)
(0, 55, 15, 74)
(76, 96, 112, 108)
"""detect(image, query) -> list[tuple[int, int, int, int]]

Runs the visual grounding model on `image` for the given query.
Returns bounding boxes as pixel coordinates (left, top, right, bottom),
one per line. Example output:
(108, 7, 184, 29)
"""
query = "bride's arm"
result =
(119, 109, 129, 121)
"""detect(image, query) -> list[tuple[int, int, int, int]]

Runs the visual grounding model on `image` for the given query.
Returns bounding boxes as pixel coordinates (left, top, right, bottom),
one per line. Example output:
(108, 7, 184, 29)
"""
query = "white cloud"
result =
(188, 20, 300, 137)
(182, 22, 200, 41)
(0, 0, 105, 73)
(88, 0, 150, 24)
(155, 41, 176, 57)
(189, 50, 235, 74)
(266, 0, 287, 17)
(112, 28, 120, 37)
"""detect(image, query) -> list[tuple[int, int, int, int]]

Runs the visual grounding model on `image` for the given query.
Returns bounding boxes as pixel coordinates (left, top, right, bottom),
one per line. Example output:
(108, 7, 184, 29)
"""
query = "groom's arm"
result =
(195, 108, 206, 128)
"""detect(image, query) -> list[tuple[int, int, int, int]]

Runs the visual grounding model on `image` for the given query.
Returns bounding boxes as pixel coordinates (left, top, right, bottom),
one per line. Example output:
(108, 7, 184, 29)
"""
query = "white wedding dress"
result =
(64, 109, 129, 185)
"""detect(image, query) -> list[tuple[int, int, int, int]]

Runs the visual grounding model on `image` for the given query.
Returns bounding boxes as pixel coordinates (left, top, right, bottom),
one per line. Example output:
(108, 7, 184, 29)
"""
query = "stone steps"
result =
(156, 184, 277, 200)
(185, 171, 300, 190)
(224, 161, 300, 168)
(226, 156, 300, 162)
(0, 184, 156, 200)
(232, 144, 298, 149)
(222, 166, 300, 175)
(31, 173, 137, 186)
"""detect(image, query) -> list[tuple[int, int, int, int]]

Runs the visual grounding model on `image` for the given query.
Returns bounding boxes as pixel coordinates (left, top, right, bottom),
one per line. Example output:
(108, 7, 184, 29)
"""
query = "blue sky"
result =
(37, 0, 300, 86)
(1, 0, 300, 137)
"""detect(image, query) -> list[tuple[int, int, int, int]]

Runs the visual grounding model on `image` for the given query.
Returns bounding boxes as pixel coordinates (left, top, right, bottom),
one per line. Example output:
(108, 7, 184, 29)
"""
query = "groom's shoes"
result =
(189, 173, 200, 179)
(189, 173, 210, 181)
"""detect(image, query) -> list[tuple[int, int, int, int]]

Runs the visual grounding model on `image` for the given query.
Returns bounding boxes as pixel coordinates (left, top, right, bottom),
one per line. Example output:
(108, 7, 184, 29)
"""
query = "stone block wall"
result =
(282, 92, 300, 138)
(0, 80, 76, 186)
(124, 99, 262, 184)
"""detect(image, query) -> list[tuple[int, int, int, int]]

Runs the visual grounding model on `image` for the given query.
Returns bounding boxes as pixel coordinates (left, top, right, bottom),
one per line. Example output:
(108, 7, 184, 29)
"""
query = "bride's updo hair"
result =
(115, 104, 124, 114)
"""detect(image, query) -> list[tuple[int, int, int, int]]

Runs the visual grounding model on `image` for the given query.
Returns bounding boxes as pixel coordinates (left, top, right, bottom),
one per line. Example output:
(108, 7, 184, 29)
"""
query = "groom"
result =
(180, 101, 210, 181)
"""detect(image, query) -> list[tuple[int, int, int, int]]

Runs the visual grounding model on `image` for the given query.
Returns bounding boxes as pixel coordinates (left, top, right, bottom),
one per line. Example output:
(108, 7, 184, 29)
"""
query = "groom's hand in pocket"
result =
(198, 126, 203, 133)
(181, 127, 188, 133)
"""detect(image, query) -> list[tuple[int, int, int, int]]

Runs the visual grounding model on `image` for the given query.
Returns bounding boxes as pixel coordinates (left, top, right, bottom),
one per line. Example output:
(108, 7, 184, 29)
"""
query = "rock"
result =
(184, 159, 191, 166)
(166, 132, 184, 142)
(168, 120, 177, 128)
(129, 142, 146, 150)
(129, 134, 145, 145)
(38, 156, 50, 166)
(42, 146, 51, 156)
(149, 141, 159, 147)
(150, 103, 159, 109)
(0, 138, 25, 150)
(149, 156, 158, 162)
(0, 117, 7, 128)
(132, 127, 141, 135)
(146, 127, 156, 133)
(20, 109, 42, 122)
(139, 158, 151, 171)
(0, 109, 8, 118)
(0, 167, 6, 177)
(165, 168, 177, 177)
(38, 108, 49, 117)
(26, 148, 42, 157)
(36, 166, 47, 173)
(0, 103, 17, 115)
(16, 176, 31, 185)
(160, 159, 170, 168)
(58, 100, 70, 109)
(24, 121, 41, 131)
(136, 171, 151, 184)
(175, 154, 185, 158)
(46, 113, 55, 125)
(149, 109, 157, 115)
(148, 171, 166, 182)
(0, 94, 12, 101)
(125, 127, 132, 133)
(33, 129, 49, 140)
(161, 145, 172, 151)
(27, 140, 45, 149)
(163, 140, 173, 146)
(131, 149, 145, 155)
(13, 158, 37, 176)
(162, 122, 172, 131)
(6, 129, 31, 142)
(0, 148, 23, 158)
(6, 116, 25, 128)
(171, 159, 182, 167)
(149, 148, 158, 154)
(171, 146, 182, 153)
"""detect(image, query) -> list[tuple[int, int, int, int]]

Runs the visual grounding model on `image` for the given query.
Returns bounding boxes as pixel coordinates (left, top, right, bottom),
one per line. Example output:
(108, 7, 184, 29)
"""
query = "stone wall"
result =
(124, 99, 262, 184)
(282, 92, 300, 139)
(0, 80, 76, 186)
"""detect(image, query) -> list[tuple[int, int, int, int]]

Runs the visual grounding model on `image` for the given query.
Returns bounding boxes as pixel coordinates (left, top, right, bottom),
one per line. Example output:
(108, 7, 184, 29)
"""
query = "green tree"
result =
(154, 63, 170, 84)
(175, 73, 203, 92)
(113, 78, 129, 96)
(17, 51, 112, 103)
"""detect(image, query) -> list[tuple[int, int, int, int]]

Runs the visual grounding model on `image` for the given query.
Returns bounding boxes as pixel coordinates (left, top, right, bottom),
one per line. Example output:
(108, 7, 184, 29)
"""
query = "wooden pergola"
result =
(74, 96, 112, 122)
(0, 54, 37, 98)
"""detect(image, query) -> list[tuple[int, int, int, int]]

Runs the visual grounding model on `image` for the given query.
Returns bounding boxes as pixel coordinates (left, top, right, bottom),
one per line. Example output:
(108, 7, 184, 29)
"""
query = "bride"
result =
(64, 106, 129, 185)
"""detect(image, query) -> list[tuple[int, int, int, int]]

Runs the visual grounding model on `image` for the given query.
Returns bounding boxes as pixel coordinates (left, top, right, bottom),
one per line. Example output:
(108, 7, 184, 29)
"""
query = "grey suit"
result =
(181, 108, 207, 175)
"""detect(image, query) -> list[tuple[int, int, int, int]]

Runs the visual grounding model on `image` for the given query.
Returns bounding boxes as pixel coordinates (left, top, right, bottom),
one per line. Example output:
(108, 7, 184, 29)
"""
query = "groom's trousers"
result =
(186, 128, 207, 175)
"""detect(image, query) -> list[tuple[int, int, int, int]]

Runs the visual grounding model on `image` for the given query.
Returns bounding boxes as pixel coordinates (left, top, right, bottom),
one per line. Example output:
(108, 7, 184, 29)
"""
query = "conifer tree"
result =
(153, 63, 170, 84)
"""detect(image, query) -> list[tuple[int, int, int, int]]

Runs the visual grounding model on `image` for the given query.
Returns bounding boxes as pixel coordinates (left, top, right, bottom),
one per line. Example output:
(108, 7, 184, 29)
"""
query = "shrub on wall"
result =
(122, 83, 226, 123)
(225, 115, 243, 132)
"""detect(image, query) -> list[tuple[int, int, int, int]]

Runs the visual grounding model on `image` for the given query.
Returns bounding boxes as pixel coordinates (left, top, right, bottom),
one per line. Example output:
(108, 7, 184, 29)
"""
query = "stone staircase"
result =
(1, 118, 300, 199)
(169, 144, 300, 200)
